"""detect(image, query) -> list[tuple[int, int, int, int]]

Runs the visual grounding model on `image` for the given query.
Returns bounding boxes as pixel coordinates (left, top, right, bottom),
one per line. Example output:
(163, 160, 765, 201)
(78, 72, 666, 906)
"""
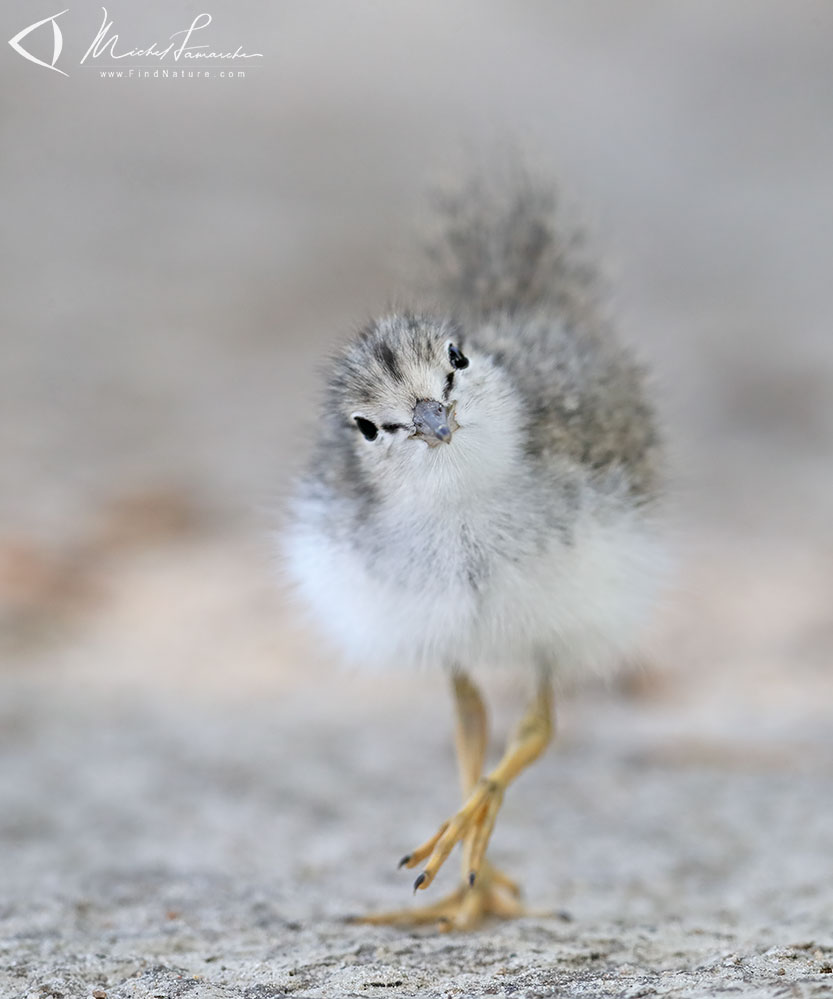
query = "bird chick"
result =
(283, 176, 666, 930)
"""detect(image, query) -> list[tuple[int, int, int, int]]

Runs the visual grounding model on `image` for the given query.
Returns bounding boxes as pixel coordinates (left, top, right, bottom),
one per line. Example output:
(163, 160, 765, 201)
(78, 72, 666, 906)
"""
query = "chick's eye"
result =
(354, 416, 378, 441)
(448, 343, 469, 370)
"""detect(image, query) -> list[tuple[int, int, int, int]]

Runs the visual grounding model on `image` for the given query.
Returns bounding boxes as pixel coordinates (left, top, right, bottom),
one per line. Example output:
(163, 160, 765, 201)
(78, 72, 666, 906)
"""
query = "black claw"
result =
(468, 871, 476, 887)
(413, 872, 427, 893)
(398, 854, 411, 869)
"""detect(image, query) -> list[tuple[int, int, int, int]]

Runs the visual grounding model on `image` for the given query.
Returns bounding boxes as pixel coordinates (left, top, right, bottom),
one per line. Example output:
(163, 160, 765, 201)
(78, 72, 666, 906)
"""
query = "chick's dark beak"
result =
(412, 399, 457, 445)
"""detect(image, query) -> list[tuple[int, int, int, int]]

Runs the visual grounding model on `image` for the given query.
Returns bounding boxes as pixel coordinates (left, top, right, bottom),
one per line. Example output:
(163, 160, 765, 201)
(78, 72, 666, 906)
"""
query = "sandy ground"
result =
(3, 678, 833, 999)
(2, 2, 833, 997)
(3, 669, 833, 999)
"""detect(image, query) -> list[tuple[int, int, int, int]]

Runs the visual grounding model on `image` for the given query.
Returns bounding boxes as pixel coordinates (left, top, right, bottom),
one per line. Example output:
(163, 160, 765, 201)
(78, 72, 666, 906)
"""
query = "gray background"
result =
(2, 2, 832, 997)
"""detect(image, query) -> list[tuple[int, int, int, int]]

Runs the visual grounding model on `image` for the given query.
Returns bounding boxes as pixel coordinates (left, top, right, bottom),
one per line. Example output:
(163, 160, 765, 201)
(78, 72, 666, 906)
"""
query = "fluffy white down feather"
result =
(283, 347, 666, 676)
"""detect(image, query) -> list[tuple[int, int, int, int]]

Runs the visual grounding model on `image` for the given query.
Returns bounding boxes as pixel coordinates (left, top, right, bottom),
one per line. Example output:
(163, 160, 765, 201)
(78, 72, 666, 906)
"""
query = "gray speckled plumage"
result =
(284, 175, 665, 674)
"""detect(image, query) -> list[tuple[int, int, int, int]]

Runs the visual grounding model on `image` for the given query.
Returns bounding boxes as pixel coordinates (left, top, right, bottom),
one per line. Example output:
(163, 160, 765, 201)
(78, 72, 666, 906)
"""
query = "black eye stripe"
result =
(353, 416, 378, 440)
(381, 422, 406, 433)
(448, 343, 469, 369)
(443, 371, 455, 399)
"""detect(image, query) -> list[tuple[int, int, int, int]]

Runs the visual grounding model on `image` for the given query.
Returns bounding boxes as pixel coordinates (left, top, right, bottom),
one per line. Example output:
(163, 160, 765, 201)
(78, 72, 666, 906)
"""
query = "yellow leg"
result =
(355, 670, 553, 931)
(407, 671, 553, 894)
(452, 670, 488, 796)
(451, 672, 520, 901)
(394, 671, 485, 873)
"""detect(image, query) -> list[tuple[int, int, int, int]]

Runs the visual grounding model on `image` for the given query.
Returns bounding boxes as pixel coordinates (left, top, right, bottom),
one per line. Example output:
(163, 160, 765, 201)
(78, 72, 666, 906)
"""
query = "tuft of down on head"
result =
(417, 171, 661, 503)
(423, 171, 598, 326)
